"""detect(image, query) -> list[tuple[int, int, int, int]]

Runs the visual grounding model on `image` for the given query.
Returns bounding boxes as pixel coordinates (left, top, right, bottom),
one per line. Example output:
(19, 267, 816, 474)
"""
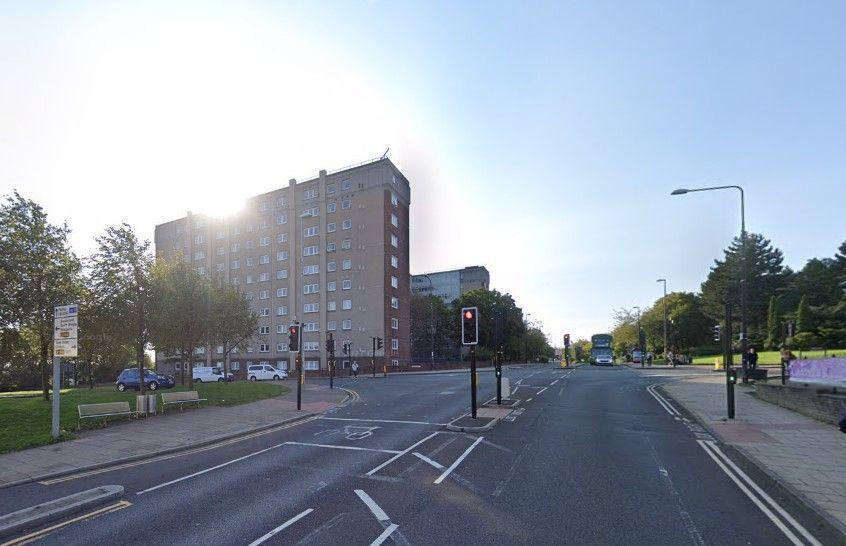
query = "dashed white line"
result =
(371, 523, 399, 546)
(366, 432, 440, 476)
(537, 387, 548, 395)
(413, 451, 446, 470)
(285, 442, 401, 454)
(434, 436, 484, 485)
(355, 489, 390, 521)
(526, 397, 533, 402)
(320, 417, 447, 426)
(247, 508, 314, 546)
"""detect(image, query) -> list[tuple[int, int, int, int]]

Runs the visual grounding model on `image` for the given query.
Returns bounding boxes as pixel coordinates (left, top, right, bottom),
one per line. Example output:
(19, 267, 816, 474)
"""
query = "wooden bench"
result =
(78, 401, 134, 425)
(161, 391, 206, 412)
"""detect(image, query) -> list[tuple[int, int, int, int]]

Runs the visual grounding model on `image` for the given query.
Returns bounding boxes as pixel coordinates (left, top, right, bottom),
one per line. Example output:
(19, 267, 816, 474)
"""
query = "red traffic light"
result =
(289, 326, 297, 334)
(464, 310, 474, 320)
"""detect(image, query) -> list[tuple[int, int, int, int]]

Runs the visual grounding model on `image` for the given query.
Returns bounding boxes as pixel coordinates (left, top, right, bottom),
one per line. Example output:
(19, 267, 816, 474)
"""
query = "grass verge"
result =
(0, 381, 290, 454)
(691, 348, 846, 365)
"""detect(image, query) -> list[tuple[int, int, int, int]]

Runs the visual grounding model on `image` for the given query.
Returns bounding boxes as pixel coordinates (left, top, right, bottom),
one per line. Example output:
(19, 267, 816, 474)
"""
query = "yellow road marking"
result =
(1, 500, 132, 546)
(40, 416, 319, 485)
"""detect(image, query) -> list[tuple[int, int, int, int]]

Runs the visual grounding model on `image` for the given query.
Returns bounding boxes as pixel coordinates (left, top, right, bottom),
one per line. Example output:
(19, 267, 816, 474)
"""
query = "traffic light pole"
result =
(327, 333, 335, 390)
(296, 350, 302, 411)
(495, 349, 502, 405)
(372, 337, 376, 378)
(724, 302, 735, 419)
(470, 345, 477, 419)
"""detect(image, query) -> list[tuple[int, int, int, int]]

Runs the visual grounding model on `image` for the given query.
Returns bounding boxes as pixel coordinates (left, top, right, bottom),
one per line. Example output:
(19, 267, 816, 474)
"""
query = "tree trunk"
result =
(89, 358, 94, 389)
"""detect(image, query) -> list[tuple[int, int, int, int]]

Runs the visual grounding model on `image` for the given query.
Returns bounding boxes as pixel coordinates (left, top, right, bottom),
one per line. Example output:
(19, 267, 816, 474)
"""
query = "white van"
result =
(193, 367, 234, 383)
(247, 364, 288, 381)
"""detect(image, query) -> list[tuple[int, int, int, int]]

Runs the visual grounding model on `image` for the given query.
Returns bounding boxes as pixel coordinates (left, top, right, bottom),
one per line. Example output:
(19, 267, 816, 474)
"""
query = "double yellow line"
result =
(1, 501, 132, 546)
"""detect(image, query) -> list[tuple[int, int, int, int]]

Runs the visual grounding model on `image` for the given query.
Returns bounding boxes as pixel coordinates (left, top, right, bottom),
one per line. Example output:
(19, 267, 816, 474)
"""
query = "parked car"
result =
(193, 366, 234, 383)
(632, 350, 643, 364)
(115, 368, 175, 392)
(247, 364, 288, 381)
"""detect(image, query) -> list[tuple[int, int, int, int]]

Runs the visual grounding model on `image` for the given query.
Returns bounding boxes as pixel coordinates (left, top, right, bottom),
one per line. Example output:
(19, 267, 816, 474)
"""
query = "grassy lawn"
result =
(691, 348, 846, 365)
(0, 381, 289, 454)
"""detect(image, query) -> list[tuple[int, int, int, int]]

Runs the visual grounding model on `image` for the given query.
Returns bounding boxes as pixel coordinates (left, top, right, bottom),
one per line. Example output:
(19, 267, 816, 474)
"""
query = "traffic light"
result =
(462, 307, 478, 345)
(376, 337, 383, 351)
(342, 341, 350, 355)
(728, 369, 737, 384)
(638, 329, 646, 349)
(713, 324, 721, 342)
(288, 323, 301, 352)
(564, 333, 570, 347)
(325, 338, 335, 353)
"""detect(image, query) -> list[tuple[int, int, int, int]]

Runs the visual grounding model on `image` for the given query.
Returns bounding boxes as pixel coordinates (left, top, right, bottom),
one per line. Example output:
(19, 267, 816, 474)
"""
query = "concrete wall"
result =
(755, 382, 846, 425)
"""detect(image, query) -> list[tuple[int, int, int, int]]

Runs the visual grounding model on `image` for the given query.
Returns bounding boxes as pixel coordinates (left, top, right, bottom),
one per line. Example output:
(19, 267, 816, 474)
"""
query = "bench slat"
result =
(78, 401, 132, 418)
(161, 391, 203, 403)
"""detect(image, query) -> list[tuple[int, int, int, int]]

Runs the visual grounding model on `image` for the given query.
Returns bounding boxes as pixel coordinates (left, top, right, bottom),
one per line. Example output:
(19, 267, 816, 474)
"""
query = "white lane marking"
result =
(355, 489, 390, 521)
(434, 436, 484, 485)
(247, 508, 314, 546)
(136, 442, 284, 495)
(320, 417, 447, 426)
(697, 440, 807, 546)
(558, 387, 564, 397)
(366, 432, 440, 476)
(285, 442, 400, 454)
(371, 523, 399, 546)
(413, 451, 446, 470)
(526, 398, 533, 402)
(657, 466, 705, 545)
(702, 440, 822, 546)
(537, 387, 548, 394)
(647, 384, 680, 416)
(551, 379, 559, 386)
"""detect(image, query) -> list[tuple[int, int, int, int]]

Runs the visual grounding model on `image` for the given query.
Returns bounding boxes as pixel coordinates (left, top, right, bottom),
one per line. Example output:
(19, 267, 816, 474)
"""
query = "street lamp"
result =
(656, 278, 668, 364)
(422, 274, 436, 370)
(671, 185, 747, 369)
(633, 306, 642, 365)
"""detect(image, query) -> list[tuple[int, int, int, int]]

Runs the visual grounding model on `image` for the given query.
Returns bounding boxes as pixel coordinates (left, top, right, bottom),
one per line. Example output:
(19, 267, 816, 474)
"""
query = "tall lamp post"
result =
(633, 306, 642, 365)
(671, 186, 747, 370)
(422, 274, 436, 370)
(656, 278, 668, 364)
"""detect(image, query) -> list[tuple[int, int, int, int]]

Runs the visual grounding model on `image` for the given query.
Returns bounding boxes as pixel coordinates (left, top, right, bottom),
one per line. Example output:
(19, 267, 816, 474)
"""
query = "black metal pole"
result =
(296, 351, 302, 411)
(328, 333, 334, 389)
(470, 345, 477, 418)
(496, 349, 502, 405)
(725, 302, 735, 419)
(372, 337, 376, 378)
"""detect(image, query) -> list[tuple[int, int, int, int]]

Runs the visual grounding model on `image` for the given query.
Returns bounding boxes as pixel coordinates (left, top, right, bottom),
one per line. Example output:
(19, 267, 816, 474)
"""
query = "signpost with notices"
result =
(52, 304, 78, 439)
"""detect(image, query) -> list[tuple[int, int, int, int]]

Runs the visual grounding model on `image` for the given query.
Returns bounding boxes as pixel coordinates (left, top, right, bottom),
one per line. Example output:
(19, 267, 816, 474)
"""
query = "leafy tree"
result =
(572, 339, 591, 362)
(641, 293, 711, 354)
(149, 258, 212, 388)
(207, 282, 258, 379)
(699, 233, 790, 342)
(0, 192, 83, 400)
(765, 295, 781, 350)
(410, 294, 453, 362)
(88, 224, 153, 393)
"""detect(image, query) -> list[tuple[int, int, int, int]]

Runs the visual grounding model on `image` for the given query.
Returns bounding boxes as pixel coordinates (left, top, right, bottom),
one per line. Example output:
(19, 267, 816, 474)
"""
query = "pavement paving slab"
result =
(0, 384, 347, 488)
(661, 374, 846, 536)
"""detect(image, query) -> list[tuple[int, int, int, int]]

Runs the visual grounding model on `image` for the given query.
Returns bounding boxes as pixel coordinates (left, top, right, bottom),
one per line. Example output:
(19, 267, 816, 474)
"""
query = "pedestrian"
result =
(351, 361, 359, 378)
(748, 348, 759, 371)
(666, 350, 674, 368)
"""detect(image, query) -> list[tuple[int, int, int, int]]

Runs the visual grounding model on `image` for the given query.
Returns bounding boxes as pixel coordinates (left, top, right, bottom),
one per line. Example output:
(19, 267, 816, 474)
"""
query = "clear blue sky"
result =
(1, 1, 844, 342)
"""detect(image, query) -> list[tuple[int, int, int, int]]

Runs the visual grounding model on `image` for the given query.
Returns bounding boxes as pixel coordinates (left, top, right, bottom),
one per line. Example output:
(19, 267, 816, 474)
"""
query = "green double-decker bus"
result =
(590, 334, 614, 365)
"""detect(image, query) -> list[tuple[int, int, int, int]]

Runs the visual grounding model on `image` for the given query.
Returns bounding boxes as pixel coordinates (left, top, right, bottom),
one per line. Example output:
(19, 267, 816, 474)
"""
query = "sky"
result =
(2, 1, 844, 344)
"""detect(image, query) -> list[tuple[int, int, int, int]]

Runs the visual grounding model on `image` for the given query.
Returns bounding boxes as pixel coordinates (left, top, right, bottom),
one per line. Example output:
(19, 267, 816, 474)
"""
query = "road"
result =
(1, 364, 842, 545)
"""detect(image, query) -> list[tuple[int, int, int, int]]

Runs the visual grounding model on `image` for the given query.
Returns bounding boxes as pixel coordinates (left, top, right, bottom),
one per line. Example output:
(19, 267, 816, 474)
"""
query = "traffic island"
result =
(483, 398, 520, 408)
(446, 405, 514, 432)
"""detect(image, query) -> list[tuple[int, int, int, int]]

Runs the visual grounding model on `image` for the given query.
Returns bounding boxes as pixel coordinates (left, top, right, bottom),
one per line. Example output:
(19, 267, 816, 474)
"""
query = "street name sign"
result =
(54, 316, 78, 339)
(54, 338, 78, 357)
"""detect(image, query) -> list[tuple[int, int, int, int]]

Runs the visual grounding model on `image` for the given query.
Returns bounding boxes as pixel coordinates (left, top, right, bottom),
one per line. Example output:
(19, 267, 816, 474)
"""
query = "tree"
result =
(572, 339, 591, 362)
(207, 282, 258, 379)
(410, 294, 453, 362)
(0, 192, 83, 400)
(88, 224, 153, 394)
(640, 293, 712, 354)
(699, 233, 790, 343)
(149, 258, 212, 388)
(795, 295, 813, 334)
(765, 296, 781, 350)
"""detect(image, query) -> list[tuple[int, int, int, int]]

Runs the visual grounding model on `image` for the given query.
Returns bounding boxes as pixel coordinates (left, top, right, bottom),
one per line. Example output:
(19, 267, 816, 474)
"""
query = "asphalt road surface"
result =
(2, 364, 843, 545)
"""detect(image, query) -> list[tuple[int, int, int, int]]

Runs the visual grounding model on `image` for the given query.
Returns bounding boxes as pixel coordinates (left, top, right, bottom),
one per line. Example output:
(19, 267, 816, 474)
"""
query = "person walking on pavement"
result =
(351, 361, 359, 379)
(748, 347, 759, 370)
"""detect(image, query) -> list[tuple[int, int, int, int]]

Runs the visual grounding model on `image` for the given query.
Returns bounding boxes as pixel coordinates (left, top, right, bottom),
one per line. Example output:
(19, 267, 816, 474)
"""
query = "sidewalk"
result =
(661, 375, 846, 534)
(0, 383, 347, 489)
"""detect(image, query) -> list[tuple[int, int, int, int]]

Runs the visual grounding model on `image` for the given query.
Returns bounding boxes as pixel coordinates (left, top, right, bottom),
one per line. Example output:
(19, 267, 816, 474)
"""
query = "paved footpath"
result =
(661, 373, 846, 536)
(0, 383, 347, 488)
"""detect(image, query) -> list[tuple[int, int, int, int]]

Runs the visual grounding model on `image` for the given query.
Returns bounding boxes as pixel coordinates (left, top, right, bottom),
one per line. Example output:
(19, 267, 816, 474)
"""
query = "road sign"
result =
(54, 304, 78, 318)
(54, 338, 78, 357)
(54, 316, 78, 339)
